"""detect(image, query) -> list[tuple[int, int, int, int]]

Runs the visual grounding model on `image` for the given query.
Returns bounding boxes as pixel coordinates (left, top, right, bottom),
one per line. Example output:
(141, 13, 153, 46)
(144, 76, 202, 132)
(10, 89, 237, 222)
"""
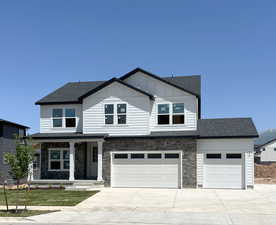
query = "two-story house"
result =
(31, 68, 258, 189)
(0, 119, 29, 183)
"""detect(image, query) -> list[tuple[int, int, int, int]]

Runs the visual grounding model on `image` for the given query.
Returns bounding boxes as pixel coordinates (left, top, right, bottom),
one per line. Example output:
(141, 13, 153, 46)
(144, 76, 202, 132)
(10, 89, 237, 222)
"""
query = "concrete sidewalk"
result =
(2, 185, 276, 225)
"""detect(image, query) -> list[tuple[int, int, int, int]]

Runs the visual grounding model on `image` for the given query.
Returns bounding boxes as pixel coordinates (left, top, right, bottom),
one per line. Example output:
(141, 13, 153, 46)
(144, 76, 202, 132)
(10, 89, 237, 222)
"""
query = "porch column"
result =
(97, 140, 103, 181)
(27, 162, 33, 182)
(69, 141, 75, 181)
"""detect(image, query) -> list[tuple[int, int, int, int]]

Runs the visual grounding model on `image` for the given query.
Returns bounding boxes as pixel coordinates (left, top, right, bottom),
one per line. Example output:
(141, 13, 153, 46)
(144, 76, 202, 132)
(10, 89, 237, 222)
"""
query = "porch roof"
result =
(31, 132, 108, 140)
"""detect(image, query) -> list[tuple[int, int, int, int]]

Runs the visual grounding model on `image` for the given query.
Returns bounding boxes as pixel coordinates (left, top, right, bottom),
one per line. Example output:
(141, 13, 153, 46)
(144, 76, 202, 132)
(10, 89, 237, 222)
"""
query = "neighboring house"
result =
(0, 119, 29, 183)
(255, 129, 276, 162)
(31, 68, 258, 189)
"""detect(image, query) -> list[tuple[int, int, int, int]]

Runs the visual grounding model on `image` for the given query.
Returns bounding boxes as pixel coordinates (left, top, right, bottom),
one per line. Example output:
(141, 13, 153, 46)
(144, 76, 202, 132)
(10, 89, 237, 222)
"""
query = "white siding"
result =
(40, 104, 82, 133)
(82, 82, 151, 136)
(124, 71, 198, 131)
(197, 139, 254, 188)
(260, 140, 276, 162)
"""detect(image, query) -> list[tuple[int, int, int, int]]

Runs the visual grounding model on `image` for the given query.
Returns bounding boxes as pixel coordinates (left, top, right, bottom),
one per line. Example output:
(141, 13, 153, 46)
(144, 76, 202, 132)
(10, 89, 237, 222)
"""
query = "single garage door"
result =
(111, 152, 181, 188)
(203, 153, 244, 189)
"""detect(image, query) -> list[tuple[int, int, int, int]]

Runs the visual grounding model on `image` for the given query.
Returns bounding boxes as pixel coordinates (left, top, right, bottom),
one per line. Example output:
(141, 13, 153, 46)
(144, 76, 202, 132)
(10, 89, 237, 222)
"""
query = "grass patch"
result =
(0, 189, 98, 206)
(0, 209, 57, 217)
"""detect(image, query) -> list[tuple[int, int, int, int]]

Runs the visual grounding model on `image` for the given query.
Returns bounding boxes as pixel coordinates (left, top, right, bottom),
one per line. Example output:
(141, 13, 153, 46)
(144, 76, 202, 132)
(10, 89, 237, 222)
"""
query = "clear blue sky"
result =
(0, 1, 275, 133)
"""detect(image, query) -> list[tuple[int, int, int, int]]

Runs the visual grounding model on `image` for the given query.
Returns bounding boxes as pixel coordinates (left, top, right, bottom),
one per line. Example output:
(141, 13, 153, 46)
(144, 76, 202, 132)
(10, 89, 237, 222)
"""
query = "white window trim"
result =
(52, 108, 76, 129)
(48, 148, 70, 171)
(104, 103, 128, 126)
(156, 103, 185, 126)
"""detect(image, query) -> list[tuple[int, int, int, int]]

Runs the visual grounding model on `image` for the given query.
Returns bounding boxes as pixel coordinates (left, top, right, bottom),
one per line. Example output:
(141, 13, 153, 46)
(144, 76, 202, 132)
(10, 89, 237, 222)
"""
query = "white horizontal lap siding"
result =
(260, 140, 276, 162)
(40, 104, 82, 133)
(197, 139, 254, 188)
(82, 82, 150, 136)
(123, 71, 197, 132)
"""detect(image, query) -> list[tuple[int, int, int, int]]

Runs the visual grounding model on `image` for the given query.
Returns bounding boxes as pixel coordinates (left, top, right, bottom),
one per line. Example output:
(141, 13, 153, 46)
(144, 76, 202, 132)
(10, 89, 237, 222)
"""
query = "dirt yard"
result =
(255, 163, 276, 184)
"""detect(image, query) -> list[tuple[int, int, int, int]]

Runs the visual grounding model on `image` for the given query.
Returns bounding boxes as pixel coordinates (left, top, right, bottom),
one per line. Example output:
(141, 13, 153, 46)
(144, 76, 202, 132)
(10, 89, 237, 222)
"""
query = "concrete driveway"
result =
(27, 185, 276, 225)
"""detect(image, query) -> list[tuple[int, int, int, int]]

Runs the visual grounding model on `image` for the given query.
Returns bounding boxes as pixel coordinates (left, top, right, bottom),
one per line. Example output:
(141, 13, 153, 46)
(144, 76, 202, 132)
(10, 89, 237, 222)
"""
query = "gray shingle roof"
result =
(0, 119, 29, 129)
(35, 68, 201, 105)
(162, 76, 201, 97)
(254, 129, 276, 147)
(198, 118, 258, 138)
(36, 81, 105, 105)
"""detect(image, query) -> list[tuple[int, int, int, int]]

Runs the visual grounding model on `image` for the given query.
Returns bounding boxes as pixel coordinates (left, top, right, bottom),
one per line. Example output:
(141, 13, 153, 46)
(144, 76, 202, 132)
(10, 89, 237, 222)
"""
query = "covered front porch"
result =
(31, 133, 106, 183)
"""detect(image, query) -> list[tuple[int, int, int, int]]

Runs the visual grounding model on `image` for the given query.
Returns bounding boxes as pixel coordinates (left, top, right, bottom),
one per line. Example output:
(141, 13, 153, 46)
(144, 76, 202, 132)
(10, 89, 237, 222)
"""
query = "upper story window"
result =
(105, 103, 127, 125)
(65, 109, 76, 127)
(52, 108, 76, 128)
(52, 109, 63, 127)
(158, 104, 170, 124)
(157, 103, 185, 125)
(105, 104, 114, 124)
(117, 104, 127, 124)
(172, 103, 185, 124)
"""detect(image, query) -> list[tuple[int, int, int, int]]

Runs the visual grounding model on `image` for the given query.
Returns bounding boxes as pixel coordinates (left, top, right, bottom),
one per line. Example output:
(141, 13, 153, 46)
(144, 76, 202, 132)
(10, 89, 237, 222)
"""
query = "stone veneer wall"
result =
(102, 137, 197, 188)
(40, 142, 86, 180)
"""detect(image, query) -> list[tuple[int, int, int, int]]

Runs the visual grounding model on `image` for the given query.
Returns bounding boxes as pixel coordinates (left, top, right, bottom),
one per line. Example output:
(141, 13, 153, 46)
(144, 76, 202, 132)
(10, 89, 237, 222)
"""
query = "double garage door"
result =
(111, 152, 181, 188)
(203, 153, 244, 189)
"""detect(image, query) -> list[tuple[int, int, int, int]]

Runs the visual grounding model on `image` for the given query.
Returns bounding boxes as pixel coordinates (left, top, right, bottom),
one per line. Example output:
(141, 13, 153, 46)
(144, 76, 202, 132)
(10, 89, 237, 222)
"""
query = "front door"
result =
(86, 143, 98, 179)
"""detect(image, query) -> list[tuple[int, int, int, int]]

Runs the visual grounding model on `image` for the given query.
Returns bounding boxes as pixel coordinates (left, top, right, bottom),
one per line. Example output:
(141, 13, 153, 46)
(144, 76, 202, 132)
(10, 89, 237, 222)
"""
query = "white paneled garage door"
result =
(203, 153, 244, 189)
(111, 152, 181, 188)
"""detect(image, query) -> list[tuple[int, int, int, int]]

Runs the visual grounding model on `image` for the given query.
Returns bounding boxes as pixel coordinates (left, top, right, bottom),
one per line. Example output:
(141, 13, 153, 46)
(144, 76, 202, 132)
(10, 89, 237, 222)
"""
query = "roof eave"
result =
(198, 135, 259, 139)
(35, 100, 81, 105)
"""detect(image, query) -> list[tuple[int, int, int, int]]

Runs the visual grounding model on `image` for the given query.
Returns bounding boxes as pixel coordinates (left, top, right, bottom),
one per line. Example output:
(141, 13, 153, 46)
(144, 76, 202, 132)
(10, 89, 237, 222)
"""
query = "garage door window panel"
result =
(226, 153, 242, 159)
(206, 153, 221, 159)
(131, 153, 145, 159)
(165, 153, 179, 159)
(114, 153, 128, 159)
(147, 153, 162, 159)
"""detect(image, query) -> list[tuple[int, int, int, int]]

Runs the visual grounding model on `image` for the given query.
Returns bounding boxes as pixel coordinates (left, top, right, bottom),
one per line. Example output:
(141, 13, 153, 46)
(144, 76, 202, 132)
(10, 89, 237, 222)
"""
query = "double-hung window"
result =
(65, 108, 76, 127)
(157, 103, 185, 125)
(157, 104, 170, 124)
(172, 103, 185, 124)
(117, 104, 127, 124)
(49, 149, 69, 171)
(105, 104, 114, 124)
(52, 109, 63, 127)
(52, 108, 76, 128)
(105, 103, 127, 125)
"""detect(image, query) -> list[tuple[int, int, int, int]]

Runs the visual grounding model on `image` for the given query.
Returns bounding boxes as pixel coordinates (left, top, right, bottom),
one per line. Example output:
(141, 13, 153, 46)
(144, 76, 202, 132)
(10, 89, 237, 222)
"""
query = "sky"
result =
(0, 0, 275, 133)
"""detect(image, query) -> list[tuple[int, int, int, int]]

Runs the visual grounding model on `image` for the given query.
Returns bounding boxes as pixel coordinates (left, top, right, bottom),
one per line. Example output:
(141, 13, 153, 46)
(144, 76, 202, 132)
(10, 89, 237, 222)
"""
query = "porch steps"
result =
(65, 180, 104, 191)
